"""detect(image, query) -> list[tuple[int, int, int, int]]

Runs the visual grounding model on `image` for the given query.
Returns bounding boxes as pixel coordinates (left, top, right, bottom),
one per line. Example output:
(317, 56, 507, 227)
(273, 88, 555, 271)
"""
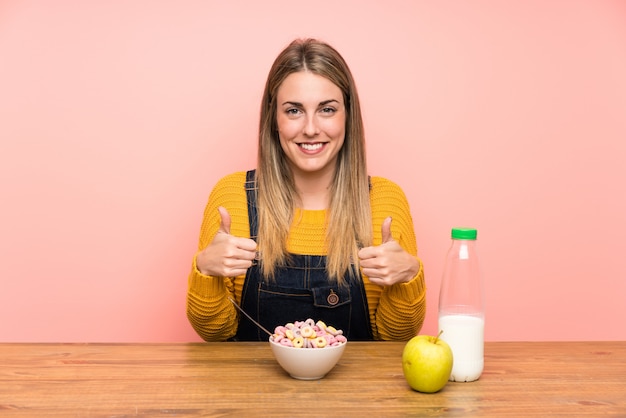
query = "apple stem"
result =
(434, 329, 444, 344)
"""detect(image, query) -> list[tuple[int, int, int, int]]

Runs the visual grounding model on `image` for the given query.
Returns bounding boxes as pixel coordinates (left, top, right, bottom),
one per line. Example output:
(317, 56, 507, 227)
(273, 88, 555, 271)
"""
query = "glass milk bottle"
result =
(438, 227, 484, 382)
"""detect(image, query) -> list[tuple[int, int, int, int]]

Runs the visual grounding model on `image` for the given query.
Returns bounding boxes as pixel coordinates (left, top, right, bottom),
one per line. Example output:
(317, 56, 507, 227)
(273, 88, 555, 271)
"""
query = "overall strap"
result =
(245, 170, 258, 240)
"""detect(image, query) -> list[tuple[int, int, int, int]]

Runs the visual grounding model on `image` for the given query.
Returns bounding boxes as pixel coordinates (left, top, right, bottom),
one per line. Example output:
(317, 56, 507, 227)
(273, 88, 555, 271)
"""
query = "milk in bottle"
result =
(438, 227, 484, 382)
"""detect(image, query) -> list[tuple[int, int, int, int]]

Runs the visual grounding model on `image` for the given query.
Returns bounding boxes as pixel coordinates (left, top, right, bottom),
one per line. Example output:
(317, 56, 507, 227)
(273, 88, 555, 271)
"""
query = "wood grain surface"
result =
(1, 341, 625, 417)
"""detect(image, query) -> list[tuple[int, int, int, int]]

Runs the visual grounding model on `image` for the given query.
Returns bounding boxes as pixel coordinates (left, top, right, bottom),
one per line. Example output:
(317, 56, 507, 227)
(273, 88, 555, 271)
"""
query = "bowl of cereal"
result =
(269, 318, 348, 380)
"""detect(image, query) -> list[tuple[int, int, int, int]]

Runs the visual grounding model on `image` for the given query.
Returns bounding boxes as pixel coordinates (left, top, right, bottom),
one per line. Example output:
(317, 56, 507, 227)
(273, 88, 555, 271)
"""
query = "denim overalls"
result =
(234, 170, 373, 341)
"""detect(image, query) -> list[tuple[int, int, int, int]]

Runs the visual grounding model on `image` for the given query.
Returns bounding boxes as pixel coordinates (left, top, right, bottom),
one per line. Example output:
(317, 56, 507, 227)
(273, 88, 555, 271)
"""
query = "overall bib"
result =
(234, 170, 373, 342)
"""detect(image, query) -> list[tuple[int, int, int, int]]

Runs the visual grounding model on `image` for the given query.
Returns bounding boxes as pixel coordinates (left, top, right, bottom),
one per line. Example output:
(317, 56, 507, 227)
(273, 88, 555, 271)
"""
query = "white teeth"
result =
(300, 143, 323, 151)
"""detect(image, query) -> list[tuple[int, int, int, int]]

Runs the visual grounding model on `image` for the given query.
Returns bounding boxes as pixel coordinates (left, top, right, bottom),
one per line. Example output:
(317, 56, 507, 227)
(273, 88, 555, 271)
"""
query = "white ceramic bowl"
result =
(269, 338, 347, 380)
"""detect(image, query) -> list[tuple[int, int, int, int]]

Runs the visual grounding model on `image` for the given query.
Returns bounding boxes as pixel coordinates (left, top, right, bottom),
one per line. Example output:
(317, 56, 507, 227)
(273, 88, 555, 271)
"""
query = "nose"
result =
(303, 114, 320, 137)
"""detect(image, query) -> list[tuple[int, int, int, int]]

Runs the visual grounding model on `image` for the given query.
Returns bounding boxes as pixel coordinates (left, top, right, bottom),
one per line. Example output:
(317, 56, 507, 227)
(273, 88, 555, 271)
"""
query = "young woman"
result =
(187, 38, 426, 341)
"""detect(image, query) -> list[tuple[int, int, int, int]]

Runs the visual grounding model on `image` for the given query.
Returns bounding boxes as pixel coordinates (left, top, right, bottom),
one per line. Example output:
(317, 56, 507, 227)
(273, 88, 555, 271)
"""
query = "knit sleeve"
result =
(186, 171, 250, 341)
(364, 177, 427, 341)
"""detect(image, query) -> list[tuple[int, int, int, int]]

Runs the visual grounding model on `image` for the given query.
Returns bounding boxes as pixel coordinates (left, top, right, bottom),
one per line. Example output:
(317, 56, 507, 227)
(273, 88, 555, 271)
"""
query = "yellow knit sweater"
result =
(186, 172, 426, 341)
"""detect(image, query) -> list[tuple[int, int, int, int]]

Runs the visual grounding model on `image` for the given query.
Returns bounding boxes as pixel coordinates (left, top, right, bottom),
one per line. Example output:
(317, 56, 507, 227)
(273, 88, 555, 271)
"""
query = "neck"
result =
(293, 170, 334, 210)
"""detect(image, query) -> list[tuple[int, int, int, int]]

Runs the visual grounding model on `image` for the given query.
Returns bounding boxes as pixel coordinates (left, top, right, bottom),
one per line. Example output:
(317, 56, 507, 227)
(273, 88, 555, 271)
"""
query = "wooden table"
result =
(1, 342, 625, 417)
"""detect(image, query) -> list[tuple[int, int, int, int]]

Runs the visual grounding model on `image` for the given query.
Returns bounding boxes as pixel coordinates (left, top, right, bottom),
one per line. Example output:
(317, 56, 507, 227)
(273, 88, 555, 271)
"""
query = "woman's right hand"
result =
(195, 206, 258, 277)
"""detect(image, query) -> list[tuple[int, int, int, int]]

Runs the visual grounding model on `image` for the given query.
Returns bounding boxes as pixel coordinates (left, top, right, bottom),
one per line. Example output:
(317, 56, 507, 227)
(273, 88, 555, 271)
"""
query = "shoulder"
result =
(206, 171, 250, 206)
(369, 176, 409, 201)
(369, 176, 412, 220)
(369, 176, 417, 247)
(209, 171, 250, 195)
(213, 171, 249, 189)
(198, 171, 252, 244)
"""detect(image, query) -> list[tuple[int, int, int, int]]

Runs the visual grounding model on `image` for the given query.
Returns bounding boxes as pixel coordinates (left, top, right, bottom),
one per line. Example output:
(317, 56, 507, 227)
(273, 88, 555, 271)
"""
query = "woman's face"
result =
(276, 71, 346, 180)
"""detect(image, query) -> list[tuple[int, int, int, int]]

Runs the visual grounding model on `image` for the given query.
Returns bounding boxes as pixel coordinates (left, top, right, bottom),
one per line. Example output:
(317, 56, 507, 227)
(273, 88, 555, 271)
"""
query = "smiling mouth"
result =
(298, 142, 325, 151)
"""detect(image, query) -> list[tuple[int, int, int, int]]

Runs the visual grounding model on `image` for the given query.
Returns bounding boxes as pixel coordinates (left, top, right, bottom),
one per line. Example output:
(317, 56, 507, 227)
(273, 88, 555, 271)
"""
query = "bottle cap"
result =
(451, 227, 477, 240)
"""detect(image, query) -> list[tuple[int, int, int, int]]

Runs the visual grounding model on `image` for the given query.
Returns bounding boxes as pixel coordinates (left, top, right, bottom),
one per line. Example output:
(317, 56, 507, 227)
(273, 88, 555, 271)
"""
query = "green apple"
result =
(402, 331, 453, 393)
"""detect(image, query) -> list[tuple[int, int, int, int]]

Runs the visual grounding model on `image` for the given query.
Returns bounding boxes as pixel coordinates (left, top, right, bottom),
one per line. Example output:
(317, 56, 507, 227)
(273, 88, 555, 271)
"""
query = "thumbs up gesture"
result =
(358, 217, 419, 286)
(196, 206, 258, 277)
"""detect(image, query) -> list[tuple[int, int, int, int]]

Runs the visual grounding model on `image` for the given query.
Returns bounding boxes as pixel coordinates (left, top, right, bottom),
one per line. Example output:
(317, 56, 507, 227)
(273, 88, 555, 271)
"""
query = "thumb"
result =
(217, 206, 231, 235)
(381, 216, 393, 244)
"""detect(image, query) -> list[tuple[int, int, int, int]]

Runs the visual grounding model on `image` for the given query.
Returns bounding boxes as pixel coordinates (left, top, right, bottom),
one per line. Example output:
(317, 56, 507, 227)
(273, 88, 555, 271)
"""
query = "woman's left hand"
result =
(358, 217, 419, 286)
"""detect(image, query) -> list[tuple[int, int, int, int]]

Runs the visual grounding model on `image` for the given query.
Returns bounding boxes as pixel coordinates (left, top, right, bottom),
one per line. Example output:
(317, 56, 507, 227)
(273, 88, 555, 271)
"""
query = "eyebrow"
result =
(281, 99, 341, 107)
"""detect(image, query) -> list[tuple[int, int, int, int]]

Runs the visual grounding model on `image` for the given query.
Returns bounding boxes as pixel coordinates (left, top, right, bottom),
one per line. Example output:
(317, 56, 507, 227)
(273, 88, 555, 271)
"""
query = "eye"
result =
(320, 107, 336, 115)
(285, 108, 302, 116)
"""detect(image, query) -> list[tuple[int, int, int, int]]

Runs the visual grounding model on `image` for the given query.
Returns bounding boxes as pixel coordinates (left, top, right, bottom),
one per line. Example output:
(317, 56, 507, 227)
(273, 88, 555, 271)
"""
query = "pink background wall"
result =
(1, 1, 625, 342)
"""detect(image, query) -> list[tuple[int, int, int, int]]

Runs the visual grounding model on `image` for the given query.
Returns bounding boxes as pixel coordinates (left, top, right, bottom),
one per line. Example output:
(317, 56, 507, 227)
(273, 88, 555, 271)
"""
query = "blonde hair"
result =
(256, 38, 371, 284)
